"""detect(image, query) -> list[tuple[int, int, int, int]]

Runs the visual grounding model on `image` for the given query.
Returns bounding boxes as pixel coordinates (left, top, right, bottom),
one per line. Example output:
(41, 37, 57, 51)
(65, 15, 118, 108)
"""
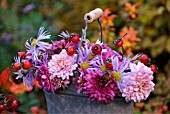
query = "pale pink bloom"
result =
(122, 62, 155, 102)
(48, 49, 77, 80)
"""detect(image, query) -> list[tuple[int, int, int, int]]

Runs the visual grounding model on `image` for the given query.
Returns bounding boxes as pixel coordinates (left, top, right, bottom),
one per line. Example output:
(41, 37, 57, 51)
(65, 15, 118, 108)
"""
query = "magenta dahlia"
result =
(83, 69, 118, 103)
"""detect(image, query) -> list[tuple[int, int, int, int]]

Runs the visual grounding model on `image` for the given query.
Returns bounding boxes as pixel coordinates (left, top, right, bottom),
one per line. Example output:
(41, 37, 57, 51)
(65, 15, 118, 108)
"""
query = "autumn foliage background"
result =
(0, 0, 170, 113)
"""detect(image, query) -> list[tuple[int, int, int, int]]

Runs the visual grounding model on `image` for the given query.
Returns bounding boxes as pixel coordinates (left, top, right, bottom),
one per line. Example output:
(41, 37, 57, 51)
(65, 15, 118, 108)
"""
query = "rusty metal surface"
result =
(45, 85, 134, 114)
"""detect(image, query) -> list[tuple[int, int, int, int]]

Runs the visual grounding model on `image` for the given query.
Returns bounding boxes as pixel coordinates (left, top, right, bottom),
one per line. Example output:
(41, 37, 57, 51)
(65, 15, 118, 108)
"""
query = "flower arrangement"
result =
(11, 8, 157, 104)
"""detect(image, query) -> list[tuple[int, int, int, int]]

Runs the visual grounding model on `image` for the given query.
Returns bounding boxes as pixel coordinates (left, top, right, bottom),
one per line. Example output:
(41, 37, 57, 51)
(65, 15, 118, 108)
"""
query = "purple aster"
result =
(13, 56, 35, 88)
(111, 55, 135, 93)
(58, 30, 70, 40)
(13, 56, 24, 79)
(23, 70, 35, 89)
(77, 43, 100, 77)
(89, 43, 121, 73)
(25, 27, 51, 62)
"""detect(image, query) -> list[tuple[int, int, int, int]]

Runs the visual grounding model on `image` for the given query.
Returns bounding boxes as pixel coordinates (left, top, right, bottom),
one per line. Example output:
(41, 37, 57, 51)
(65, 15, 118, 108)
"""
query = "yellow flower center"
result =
(31, 38, 37, 47)
(114, 72, 122, 81)
(86, 39, 90, 43)
(100, 65, 106, 72)
(81, 62, 89, 69)
(88, 53, 94, 60)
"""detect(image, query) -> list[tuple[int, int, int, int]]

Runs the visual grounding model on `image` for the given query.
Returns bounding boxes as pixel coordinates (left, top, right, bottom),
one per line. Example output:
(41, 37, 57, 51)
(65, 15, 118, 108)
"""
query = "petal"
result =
(112, 56, 118, 71)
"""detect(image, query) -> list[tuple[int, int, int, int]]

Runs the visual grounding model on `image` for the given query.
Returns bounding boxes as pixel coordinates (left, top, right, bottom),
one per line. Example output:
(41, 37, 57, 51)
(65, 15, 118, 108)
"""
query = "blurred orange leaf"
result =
(125, 3, 137, 18)
(10, 83, 32, 95)
(100, 8, 116, 27)
(10, 80, 39, 95)
(0, 68, 13, 90)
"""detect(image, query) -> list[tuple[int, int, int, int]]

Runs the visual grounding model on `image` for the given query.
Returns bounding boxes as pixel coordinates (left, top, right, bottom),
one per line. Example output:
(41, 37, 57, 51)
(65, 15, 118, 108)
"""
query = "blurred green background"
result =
(0, 0, 170, 113)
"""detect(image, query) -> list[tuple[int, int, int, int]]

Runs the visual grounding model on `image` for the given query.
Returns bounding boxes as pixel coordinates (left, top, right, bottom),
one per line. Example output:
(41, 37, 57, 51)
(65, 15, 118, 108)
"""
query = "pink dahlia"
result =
(48, 49, 77, 80)
(83, 69, 118, 103)
(122, 62, 155, 102)
(36, 54, 71, 92)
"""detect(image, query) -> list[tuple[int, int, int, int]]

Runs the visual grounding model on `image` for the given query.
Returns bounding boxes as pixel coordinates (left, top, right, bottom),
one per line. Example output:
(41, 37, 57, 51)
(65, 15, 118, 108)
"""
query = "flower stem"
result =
(97, 18, 103, 43)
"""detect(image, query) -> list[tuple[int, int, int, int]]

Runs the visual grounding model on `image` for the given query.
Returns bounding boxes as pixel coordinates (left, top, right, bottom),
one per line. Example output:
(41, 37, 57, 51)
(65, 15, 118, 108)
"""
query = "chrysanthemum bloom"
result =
(36, 53, 69, 92)
(73, 77, 85, 93)
(48, 49, 77, 80)
(122, 62, 155, 102)
(83, 69, 118, 103)
(36, 64, 56, 92)
(51, 40, 69, 54)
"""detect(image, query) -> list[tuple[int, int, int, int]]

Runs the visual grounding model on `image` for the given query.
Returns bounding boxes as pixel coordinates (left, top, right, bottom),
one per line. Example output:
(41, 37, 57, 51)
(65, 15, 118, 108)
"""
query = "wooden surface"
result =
(45, 85, 134, 114)
(84, 8, 103, 23)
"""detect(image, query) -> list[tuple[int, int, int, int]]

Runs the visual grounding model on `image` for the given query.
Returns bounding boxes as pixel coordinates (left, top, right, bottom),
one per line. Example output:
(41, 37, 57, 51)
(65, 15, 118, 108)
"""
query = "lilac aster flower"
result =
(83, 69, 118, 103)
(14, 69, 24, 80)
(25, 27, 51, 62)
(23, 70, 35, 89)
(122, 62, 155, 102)
(77, 43, 100, 77)
(92, 44, 121, 73)
(91, 54, 106, 73)
(78, 43, 95, 67)
(13, 56, 35, 88)
(13, 56, 24, 79)
(111, 55, 135, 93)
(58, 30, 70, 40)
